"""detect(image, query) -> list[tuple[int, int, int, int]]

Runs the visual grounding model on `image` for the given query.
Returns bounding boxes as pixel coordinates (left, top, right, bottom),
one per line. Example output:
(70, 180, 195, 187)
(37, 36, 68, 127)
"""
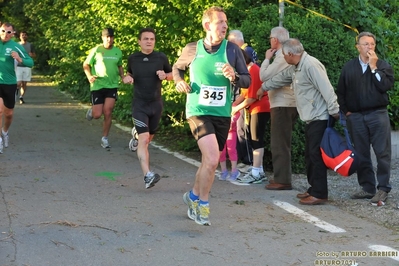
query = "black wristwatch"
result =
(234, 72, 240, 82)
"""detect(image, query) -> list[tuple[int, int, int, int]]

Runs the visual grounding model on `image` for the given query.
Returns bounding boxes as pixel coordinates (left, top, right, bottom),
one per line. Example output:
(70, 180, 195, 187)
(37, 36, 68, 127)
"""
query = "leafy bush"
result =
(2, 0, 398, 173)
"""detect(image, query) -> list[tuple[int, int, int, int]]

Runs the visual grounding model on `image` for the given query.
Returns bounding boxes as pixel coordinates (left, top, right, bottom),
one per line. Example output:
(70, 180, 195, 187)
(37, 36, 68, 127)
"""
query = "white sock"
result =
(146, 171, 154, 177)
(251, 167, 261, 177)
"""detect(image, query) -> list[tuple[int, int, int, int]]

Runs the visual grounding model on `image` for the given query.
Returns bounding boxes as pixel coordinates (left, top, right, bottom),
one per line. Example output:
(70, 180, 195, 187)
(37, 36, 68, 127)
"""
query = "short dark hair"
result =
(1, 22, 15, 31)
(101, 28, 114, 37)
(138, 27, 156, 40)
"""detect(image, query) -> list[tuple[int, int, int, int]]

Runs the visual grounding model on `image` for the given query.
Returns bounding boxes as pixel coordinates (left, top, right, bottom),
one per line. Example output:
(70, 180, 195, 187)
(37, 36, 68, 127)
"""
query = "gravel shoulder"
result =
(292, 161, 399, 231)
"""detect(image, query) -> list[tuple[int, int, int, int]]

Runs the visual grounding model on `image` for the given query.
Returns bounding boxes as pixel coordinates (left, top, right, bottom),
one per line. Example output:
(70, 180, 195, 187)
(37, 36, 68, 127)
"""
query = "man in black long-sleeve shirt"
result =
(337, 31, 394, 206)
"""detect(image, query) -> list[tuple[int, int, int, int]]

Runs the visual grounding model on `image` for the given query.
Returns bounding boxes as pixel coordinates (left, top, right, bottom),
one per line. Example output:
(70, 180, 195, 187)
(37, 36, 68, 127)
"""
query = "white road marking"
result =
(117, 122, 399, 261)
(151, 142, 202, 167)
(273, 200, 346, 233)
(150, 141, 249, 185)
(369, 245, 399, 262)
(229, 181, 250, 186)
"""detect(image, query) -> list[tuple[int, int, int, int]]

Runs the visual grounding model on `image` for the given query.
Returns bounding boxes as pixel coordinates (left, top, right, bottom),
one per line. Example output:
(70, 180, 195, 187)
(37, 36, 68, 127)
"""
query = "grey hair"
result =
(282, 38, 304, 55)
(270, 26, 289, 43)
(356, 31, 376, 43)
(228, 30, 244, 42)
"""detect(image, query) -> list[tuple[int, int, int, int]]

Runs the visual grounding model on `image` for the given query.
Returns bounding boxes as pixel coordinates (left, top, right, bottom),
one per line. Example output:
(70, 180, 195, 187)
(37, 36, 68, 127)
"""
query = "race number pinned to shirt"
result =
(199, 85, 227, 107)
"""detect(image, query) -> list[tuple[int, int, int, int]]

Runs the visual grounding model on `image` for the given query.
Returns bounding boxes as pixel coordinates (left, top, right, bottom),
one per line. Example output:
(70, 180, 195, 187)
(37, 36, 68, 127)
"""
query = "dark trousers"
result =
(347, 109, 391, 193)
(305, 120, 328, 199)
(236, 109, 253, 165)
(270, 107, 298, 184)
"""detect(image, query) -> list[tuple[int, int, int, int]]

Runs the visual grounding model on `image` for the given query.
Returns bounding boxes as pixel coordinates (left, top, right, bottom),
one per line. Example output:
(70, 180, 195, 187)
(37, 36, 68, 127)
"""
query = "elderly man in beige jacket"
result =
(257, 38, 339, 205)
(259, 27, 297, 191)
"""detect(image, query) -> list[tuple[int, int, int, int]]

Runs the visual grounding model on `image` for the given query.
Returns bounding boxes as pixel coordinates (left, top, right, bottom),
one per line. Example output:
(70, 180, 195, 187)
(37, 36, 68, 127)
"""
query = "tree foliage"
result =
(1, 0, 398, 173)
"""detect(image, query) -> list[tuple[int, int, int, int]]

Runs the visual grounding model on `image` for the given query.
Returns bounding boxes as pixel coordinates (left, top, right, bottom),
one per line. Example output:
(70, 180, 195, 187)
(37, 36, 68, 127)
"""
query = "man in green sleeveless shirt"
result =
(173, 6, 251, 225)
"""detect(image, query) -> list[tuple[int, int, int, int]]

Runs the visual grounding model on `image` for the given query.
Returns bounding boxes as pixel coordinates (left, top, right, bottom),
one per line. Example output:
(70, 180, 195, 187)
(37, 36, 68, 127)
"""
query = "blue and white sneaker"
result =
(183, 192, 198, 220)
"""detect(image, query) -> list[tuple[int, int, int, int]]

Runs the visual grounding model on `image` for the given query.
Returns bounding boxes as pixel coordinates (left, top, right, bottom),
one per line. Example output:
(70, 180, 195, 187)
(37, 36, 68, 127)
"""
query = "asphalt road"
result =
(1, 79, 399, 266)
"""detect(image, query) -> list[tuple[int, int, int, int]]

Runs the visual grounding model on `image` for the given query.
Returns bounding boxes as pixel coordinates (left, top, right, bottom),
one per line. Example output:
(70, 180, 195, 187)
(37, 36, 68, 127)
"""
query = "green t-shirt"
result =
(186, 39, 232, 118)
(84, 45, 123, 91)
(0, 39, 34, 84)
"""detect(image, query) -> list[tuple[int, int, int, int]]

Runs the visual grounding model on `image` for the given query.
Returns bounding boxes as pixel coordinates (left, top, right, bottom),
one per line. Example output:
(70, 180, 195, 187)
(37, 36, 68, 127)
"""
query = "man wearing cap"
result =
(83, 27, 125, 149)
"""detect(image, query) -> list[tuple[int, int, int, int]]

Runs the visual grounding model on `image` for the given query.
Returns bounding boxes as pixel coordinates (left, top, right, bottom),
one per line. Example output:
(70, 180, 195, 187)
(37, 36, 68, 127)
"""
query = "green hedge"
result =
(2, 0, 398, 173)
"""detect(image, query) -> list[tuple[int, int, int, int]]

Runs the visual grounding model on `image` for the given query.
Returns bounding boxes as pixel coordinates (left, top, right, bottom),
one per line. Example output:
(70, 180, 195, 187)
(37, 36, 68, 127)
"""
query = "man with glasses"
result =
(0, 23, 34, 154)
(83, 27, 124, 149)
(337, 31, 394, 206)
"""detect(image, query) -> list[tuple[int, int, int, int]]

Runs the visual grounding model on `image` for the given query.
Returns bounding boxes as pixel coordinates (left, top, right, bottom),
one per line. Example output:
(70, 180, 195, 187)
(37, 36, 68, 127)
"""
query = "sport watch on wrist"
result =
(234, 72, 240, 82)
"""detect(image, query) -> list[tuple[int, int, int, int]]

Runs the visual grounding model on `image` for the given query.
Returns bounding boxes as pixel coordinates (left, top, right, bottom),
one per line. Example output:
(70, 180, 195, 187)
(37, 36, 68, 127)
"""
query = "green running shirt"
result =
(0, 40, 34, 84)
(186, 39, 232, 118)
(84, 45, 123, 91)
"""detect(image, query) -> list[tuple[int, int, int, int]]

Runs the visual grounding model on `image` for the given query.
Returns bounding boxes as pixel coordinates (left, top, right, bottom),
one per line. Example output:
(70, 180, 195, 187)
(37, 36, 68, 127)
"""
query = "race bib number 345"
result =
(198, 85, 227, 107)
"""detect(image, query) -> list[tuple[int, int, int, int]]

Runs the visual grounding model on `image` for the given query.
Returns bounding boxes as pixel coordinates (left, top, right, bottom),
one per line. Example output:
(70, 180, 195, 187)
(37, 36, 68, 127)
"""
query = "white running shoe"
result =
(144, 172, 161, 189)
(238, 164, 252, 173)
(101, 137, 110, 148)
(1, 131, 8, 148)
(129, 138, 138, 152)
(0, 138, 3, 154)
(129, 127, 138, 152)
(131, 127, 138, 138)
(237, 172, 261, 184)
(86, 108, 93, 121)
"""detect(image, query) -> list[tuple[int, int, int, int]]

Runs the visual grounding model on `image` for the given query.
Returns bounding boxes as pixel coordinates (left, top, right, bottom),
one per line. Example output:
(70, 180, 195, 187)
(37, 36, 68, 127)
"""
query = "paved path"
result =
(1, 79, 398, 266)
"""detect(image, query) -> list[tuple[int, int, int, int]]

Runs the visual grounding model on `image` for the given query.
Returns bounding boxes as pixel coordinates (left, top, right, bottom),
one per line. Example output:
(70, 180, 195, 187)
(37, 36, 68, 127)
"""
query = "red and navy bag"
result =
(320, 113, 359, 176)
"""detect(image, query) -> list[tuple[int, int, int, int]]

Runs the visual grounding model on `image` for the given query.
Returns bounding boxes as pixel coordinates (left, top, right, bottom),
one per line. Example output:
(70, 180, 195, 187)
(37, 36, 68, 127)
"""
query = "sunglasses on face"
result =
(1, 29, 15, 34)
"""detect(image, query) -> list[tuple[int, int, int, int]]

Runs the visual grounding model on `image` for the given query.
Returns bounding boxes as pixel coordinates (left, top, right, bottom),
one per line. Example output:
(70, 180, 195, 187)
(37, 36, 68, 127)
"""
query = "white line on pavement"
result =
(273, 200, 346, 233)
(118, 122, 399, 261)
(369, 245, 399, 262)
(151, 141, 249, 185)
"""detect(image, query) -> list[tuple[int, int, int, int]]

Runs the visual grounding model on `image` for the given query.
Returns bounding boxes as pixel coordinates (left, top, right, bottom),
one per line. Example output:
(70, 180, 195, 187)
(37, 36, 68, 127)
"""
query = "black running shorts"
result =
(187, 115, 230, 151)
